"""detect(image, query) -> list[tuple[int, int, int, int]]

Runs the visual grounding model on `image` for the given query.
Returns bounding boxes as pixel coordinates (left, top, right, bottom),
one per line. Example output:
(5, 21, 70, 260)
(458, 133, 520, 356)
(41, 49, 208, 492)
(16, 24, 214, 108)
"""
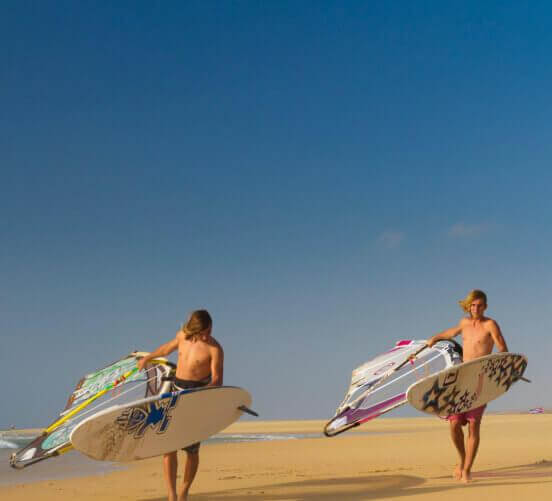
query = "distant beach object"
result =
(71, 386, 256, 461)
(10, 352, 175, 469)
(406, 352, 528, 417)
(529, 407, 544, 414)
(324, 339, 462, 436)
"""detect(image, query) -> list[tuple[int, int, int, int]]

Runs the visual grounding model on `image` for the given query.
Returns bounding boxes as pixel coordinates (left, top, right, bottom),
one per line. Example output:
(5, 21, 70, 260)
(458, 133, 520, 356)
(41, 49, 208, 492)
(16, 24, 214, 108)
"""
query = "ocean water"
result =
(0, 430, 321, 452)
(0, 433, 37, 450)
(0, 430, 123, 485)
(0, 430, 325, 486)
(209, 432, 321, 444)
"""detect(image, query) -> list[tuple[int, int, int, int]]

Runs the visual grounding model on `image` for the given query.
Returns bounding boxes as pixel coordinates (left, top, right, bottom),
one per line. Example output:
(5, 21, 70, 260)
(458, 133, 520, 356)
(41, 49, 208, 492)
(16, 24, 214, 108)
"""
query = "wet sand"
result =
(1, 414, 550, 500)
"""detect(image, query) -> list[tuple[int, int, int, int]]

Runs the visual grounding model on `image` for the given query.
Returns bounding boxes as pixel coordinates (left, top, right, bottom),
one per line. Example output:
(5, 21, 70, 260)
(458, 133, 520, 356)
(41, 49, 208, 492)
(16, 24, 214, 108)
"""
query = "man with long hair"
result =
(427, 290, 508, 483)
(138, 309, 224, 501)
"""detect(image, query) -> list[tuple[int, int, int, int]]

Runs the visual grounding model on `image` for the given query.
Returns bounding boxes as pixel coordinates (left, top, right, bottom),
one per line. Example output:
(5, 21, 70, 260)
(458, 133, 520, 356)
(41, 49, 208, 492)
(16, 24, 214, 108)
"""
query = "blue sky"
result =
(2, 1, 551, 428)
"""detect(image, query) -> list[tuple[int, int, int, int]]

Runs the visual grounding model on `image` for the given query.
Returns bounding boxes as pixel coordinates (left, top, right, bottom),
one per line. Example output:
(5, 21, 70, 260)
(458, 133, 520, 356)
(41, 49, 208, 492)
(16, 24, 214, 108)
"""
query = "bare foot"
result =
(461, 470, 472, 484)
(452, 465, 462, 480)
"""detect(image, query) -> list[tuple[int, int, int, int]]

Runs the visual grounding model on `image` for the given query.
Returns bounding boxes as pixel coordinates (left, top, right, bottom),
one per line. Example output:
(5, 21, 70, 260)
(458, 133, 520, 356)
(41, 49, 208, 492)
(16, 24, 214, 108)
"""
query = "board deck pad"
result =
(406, 352, 527, 417)
(70, 386, 252, 461)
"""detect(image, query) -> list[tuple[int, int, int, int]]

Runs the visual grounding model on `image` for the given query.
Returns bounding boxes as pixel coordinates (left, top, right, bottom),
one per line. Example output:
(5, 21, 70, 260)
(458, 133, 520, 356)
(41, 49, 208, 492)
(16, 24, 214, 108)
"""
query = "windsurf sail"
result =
(10, 352, 175, 469)
(324, 339, 462, 436)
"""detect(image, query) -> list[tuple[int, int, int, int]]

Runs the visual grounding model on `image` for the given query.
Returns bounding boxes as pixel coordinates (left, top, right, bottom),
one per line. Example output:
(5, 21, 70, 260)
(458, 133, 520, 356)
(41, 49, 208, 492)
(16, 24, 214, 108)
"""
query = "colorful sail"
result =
(324, 340, 462, 436)
(10, 352, 174, 469)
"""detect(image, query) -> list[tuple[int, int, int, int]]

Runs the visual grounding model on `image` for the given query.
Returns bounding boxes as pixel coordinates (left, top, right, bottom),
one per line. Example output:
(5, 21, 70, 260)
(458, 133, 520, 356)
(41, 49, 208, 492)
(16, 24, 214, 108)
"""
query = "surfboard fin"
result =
(238, 405, 259, 417)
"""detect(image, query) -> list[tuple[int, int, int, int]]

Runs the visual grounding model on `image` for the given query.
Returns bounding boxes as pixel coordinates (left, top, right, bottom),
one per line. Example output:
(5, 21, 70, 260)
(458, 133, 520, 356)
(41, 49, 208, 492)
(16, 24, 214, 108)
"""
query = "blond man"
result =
(427, 290, 508, 483)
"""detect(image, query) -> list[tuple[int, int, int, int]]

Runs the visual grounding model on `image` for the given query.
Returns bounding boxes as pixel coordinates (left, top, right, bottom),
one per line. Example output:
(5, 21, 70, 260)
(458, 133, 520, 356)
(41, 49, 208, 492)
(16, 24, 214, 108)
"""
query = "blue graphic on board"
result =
(116, 394, 179, 438)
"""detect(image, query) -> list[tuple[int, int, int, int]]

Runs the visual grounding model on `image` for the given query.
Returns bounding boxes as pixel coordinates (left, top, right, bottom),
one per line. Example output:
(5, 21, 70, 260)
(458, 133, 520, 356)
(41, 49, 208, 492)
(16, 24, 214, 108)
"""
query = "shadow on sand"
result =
(140, 460, 552, 500)
(433, 459, 552, 481)
(139, 474, 423, 501)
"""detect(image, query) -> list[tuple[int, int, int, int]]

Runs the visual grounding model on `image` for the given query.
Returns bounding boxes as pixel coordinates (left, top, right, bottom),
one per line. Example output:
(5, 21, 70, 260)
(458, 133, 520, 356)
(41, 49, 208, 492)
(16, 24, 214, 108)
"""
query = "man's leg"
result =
(163, 451, 178, 501)
(462, 418, 481, 483)
(178, 450, 199, 501)
(449, 419, 465, 480)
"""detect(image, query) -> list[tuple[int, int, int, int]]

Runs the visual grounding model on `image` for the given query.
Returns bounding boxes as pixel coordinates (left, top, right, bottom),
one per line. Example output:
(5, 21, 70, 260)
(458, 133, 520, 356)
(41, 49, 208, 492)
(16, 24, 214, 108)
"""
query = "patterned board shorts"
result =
(447, 405, 486, 425)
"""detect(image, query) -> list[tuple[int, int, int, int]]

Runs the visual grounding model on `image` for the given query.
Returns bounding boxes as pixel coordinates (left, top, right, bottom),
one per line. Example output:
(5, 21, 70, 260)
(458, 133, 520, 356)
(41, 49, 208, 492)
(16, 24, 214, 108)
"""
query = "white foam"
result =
(0, 439, 19, 449)
(218, 433, 298, 442)
(209, 432, 319, 444)
(0, 433, 37, 450)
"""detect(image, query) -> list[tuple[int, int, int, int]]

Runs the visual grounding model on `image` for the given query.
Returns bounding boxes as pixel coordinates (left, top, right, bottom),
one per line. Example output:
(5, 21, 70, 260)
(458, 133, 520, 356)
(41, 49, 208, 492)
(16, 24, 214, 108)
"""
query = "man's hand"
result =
(136, 338, 178, 372)
(137, 357, 149, 371)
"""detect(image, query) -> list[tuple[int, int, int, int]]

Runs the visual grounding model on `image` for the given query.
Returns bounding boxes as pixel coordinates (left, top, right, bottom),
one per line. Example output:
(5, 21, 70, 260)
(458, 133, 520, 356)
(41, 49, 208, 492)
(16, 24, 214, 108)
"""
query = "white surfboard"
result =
(70, 386, 253, 461)
(406, 352, 527, 417)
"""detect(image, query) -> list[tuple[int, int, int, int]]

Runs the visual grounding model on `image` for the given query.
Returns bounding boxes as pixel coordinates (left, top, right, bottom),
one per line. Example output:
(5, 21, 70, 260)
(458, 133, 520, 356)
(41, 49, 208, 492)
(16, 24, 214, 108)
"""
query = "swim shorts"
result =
(447, 405, 486, 425)
(173, 377, 211, 454)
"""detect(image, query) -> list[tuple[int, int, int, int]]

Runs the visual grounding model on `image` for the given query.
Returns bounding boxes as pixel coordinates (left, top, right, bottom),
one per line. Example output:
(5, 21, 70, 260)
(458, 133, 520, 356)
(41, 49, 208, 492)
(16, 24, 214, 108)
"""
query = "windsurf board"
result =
(70, 386, 254, 461)
(406, 352, 527, 417)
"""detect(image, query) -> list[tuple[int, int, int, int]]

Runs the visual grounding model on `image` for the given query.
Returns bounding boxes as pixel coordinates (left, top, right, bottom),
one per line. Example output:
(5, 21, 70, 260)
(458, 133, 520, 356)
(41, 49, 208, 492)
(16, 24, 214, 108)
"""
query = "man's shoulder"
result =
(483, 317, 500, 330)
(458, 317, 470, 326)
(208, 337, 223, 352)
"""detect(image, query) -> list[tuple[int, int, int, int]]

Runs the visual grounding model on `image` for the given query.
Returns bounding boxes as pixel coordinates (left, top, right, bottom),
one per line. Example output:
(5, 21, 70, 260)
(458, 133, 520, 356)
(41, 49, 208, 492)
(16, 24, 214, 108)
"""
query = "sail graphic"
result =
(324, 340, 462, 436)
(10, 352, 174, 469)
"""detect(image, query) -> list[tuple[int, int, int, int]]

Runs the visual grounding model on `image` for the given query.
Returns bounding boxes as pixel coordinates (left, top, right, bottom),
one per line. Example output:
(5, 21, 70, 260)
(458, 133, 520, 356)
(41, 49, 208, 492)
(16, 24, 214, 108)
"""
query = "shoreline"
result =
(4, 409, 547, 436)
(1, 414, 550, 499)
(0, 428, 42, 438)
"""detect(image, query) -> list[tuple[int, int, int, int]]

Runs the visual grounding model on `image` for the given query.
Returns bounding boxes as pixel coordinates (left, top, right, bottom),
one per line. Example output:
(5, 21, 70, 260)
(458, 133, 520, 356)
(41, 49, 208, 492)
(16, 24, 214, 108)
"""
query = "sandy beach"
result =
(1, 414, 550, 500)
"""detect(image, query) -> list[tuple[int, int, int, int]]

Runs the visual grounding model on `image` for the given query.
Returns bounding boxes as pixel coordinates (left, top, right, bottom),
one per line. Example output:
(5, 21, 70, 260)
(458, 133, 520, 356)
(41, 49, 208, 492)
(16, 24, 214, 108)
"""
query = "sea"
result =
(0, 429, 324, 486)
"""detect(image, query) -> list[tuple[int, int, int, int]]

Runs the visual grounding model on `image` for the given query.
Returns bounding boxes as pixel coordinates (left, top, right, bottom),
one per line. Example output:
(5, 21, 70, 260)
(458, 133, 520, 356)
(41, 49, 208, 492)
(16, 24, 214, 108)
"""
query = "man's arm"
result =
(209, 344, 224, 387)
(489, 320, 508, 352)
(137, 336, 179, 371)
(427, 321, 462, 347)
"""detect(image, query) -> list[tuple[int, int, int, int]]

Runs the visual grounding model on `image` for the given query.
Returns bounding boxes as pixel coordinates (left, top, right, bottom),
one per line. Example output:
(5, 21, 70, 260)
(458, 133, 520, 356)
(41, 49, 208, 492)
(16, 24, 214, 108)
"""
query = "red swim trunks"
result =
(447, 405, 486, 425)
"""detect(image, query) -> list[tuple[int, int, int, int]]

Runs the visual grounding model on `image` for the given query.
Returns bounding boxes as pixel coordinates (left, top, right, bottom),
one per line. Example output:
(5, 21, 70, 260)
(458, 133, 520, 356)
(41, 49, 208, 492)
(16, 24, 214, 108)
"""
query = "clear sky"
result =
(2, 1, 551, 428)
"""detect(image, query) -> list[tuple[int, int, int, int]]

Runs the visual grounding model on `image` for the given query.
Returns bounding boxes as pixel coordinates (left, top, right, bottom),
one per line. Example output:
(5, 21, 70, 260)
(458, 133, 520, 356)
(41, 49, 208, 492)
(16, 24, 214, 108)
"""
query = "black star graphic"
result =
(422, 378, 452, 413)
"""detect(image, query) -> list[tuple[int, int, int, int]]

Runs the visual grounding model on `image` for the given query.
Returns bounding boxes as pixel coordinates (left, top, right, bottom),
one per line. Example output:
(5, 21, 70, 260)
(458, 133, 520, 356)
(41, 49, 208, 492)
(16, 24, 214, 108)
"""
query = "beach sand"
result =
(1, 414, 550, 500)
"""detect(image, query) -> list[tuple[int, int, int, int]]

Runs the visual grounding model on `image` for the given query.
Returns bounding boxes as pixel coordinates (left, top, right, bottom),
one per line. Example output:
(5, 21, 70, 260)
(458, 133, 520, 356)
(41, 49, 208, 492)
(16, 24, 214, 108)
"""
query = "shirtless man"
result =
(427, 290, 508, 484)
(138, 310, 224, 501)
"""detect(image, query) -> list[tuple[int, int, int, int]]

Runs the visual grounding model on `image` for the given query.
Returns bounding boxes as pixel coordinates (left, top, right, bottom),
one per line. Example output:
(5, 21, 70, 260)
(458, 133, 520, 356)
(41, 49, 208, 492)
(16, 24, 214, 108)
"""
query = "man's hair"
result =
(181, 310, 212, 339)
(458, 289, 487, 313)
